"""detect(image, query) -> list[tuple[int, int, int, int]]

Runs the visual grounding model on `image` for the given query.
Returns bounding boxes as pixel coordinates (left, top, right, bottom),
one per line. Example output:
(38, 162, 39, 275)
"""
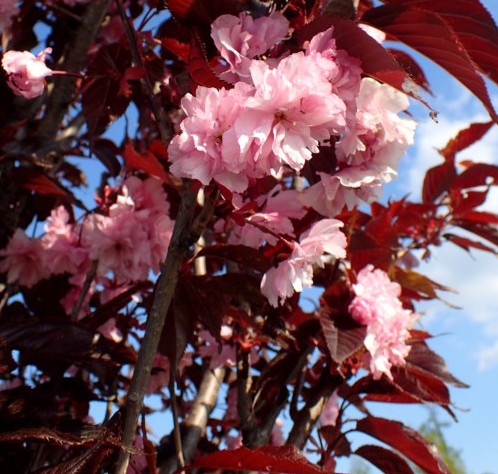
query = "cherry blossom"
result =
(0, 229, 50, 288)
(229, 54, 346, 177)
(320, 390, 339, 427)
(217, 187, 306, 247)
(211, 11, 289, 83)
(349, 265, 416, 380)
(168, 83, 255, 192)
(261, 219, 346, 307)
(2, 48, 53, 99)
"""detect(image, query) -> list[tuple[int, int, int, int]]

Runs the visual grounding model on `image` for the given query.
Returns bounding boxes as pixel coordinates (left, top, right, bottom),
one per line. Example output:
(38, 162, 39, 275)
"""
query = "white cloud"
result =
(398, 86, 498, 370)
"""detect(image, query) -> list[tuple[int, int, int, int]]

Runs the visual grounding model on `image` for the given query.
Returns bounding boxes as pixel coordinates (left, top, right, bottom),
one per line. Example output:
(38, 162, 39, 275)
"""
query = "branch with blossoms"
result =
(1, 1, 498, 474)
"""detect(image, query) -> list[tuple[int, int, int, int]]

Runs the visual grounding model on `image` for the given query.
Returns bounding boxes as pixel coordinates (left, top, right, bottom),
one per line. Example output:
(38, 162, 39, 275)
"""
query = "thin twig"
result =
(169, 378, 185, 469)
(71, 260, 97, 321)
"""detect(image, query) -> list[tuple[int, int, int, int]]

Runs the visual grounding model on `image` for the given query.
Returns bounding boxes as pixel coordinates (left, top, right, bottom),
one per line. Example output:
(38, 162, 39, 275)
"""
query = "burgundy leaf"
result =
(451, 189, 488, 215)
(161, 37, 190, 62)
(454, 220, 498, 247)
(443, 233, 497, 254)
(454, 162, 498, 189)
(392, 267, 453, 300)
(189, 445, 327, 473)
(382, 0, 498, 85)
(439, 121, 494, 160)
(387, 48, 432, 93)
(319, 310, 366, 364)
(123, 142, 168, 182)
(422, 160, 456, 204)
(198, 244, 273, 272)
(362, 5, 498, 121)
(355, 444, 414, 474)
(188, 29, 230, 92)
(356, 416, 451, 474)
(11, 168, 73, 199)
(167, 0, 242, 25)
(406, 342, 468, 388)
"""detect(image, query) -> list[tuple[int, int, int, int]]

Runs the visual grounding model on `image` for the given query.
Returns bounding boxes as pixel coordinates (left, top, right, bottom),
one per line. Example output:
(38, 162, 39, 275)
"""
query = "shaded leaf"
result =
(392, 267, 453, 300)
(387, 48, 432, 93)
(406, 342, 468, 388)
(198, 244, 272, 272)
(123, 142, 168, 182)
(188, 29, 230, 92)
(11, 168, 73, 199)
(355, 444, 414, 474)
(319, 310, 366, 364)
(189, 445, 327, 473)
(356, 416, 451, 474)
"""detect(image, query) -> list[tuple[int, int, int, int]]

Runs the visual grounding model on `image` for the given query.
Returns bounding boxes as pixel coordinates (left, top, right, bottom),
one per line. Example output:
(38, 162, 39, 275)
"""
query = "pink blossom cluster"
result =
(2, 48, 53, 99)
(0, 0, 19, 34)
(215, 186, 306, 248)
(349, 265, 416, 380)
(261, 219, 347, 307)
(168, 12, 415, 220)
(0, 177, 174, 316)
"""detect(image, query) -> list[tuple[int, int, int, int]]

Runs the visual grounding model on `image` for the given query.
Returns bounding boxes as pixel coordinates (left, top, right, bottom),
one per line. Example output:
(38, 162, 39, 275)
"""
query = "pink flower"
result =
(305, 28, 362, 103)
(261, 219, 346, 307)
(349, 265, 416, 380)
(41, 206, 89, 276)
(219, 187, 306, 248)
(97, 318, 123, 343)
(2, 48, 53, 99)
(336, 78, 416, 174)
(320, 390, 339, 427)
(301, 167, 384, 217)
(168, 83, 254, 192)
(0, 229, 50, 288)
(0, 0, 19, 34)
(211, 12, 289, 83)
(229, 54, 346, 177)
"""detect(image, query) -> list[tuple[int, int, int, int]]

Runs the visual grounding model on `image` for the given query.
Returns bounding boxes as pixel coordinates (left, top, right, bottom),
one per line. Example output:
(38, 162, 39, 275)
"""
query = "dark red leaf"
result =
(189, 445, 327, 473)
(451, 189, 488, 215)
(161, 37, 190, 62)
(392, 267, 453, 300)
(188, 29, 230, 92)
(118, 66, 145, 98)
(406, 342, 468, 388)
(456, 210, 498, 224)
(422, 160, 456, 204)
(355, 444, 414, 474)
(11, 168, 73, 199)
(92, 138, 122, 177)
(381, 0, 498, 86)
(362, 5, 498, 121)
(356, 416, 451, 474)
(443, 233, 497, 254)
(453, 162, 498, 189)
(319, 310, 366, 364)
(440, 121, 494, 160)
(387, 48, 432, 93)
(454, 219, 498, 247)
(297, 18, 427, 104)
(167, 0, 242, 25)
(198, 244, 273, 272)
(123, 142, 168, 182)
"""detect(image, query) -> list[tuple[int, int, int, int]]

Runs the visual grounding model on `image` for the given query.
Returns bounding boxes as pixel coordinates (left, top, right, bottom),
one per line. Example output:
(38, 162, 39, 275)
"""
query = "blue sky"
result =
(360, 2, 498, 472)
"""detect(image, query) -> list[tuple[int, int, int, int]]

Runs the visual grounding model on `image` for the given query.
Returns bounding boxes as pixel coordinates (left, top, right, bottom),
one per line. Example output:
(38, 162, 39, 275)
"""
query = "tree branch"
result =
(112, 183, 198, 474)
(37, 0, 112, 139)
(286, 373, 342, 449)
